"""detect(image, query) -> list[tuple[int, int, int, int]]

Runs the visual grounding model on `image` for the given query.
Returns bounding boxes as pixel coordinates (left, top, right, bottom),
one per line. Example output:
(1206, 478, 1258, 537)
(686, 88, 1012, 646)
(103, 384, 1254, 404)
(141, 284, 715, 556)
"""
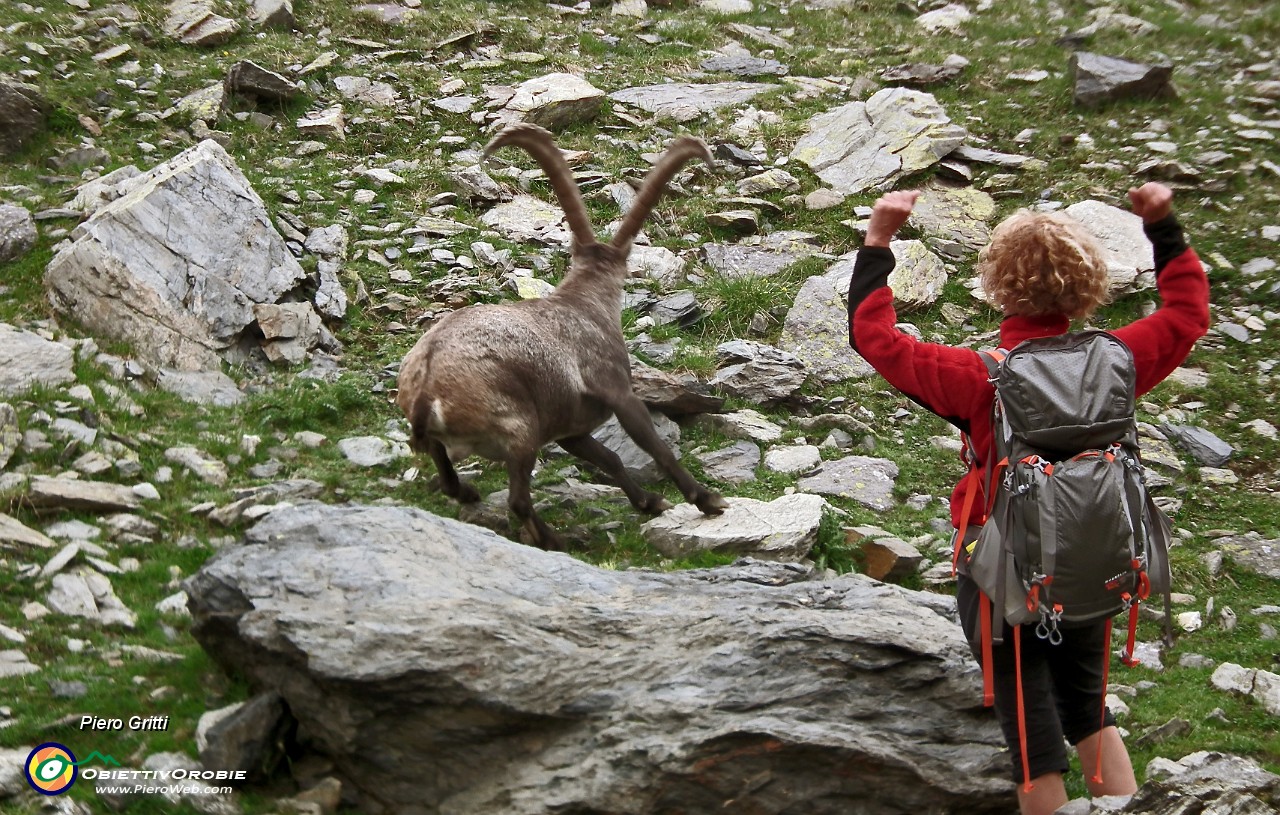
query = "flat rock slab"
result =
(166, 446, 229, 485)
(590, 410, 681, 483)
(885, 240, 949, 311)
(697, 408, 783, 443)
(791, 88, 966, 195)
(164, 0, 240, 45)
(609, 82, 773, 123)
(0, 324, 75, 397)
(1162, 423, 1234, 467)
(156, 368, 245, 407)
(642, 493, 828, 560)
(700, 242, 823, 279)
(1134, 752, 1280, 813)
(26, 477, 142, 512)
(187, 503, 1011, 815)
(0, 512, 56, 549)
(629, 359, 724, 416)
(337, 436, 410, 468)
(0, 650, 39, 678)
(763, 444, 821, 475)
(700, 54, 789, 77)
(797, 455, 900, 511)
(909, 180, 996, 258)
(226, 60, 302, 102)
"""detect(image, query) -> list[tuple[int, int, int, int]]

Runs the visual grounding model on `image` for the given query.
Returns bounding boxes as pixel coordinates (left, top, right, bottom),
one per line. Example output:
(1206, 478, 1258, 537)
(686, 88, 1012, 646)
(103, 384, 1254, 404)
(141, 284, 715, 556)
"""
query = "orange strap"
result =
(1092, 617, 1115, 786)
(951, 468, 984, 576)
(1014, 625, 1034, 793)
(1122, 598, 1141, 668)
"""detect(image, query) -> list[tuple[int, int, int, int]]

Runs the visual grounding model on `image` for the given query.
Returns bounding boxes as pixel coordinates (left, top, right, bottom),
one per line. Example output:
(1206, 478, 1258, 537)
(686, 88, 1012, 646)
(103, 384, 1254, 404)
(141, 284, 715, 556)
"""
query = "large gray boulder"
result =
(1063, 200, 1157, 294)
(45, 140, 313, 372)
(186, 503, 1012, 815)
(779, 258, 876, 383)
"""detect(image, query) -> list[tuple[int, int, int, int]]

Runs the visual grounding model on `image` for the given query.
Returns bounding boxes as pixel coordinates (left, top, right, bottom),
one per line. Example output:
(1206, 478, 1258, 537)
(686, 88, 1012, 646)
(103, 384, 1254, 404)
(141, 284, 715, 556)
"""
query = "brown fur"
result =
(396, 124, 728, 551)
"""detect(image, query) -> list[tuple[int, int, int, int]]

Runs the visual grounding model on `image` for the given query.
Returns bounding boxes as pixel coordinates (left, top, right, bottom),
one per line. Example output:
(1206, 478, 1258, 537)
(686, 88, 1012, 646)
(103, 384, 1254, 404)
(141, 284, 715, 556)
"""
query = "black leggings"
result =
(956, 574, 1117, 783)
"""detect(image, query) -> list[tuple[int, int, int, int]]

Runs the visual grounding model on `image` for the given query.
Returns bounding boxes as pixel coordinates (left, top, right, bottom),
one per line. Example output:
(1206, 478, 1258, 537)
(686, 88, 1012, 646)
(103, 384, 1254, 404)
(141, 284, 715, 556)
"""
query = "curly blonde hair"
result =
(978, 210, 1111, 319)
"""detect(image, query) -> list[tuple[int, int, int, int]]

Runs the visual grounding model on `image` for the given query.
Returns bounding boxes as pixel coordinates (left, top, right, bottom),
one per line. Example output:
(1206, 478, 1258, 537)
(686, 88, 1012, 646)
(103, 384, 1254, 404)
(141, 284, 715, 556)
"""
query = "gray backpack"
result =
(965, 330, 1173, 654)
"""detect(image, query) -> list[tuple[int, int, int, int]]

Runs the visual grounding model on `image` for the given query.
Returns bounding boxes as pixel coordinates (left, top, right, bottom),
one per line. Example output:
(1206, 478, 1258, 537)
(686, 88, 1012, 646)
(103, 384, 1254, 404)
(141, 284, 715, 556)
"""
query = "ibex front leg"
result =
(608, 395, 729, 516)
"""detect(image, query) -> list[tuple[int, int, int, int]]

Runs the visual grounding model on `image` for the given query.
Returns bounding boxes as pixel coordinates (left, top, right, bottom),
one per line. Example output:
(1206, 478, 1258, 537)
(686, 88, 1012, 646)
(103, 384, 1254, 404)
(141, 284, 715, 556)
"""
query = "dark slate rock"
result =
(0, 78, 48, 157)
(226, 60, 303, 102)
(1162, 424, 1233, 467)
(713, 142, 763, 167)
(699, 54, 790, 78)
(650, 290, 702, 327)
(199, 692, 288, 778)
(1069, 52, 1176, 108)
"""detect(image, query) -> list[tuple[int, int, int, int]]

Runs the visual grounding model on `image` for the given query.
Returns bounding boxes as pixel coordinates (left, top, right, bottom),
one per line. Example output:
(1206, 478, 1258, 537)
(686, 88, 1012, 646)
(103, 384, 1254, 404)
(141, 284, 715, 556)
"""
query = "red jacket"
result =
(847, 215, 1210, 530)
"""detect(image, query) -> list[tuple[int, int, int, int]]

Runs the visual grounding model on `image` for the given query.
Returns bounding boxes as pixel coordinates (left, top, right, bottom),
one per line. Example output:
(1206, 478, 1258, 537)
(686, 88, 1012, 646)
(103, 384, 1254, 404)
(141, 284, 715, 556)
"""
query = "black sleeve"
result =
(1142, 214, 1189, 277)
(847, 246, 896, 351)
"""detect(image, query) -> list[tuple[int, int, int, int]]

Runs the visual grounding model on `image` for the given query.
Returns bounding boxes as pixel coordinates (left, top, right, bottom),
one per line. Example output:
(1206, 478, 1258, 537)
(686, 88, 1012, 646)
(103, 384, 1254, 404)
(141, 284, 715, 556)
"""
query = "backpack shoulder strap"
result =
(977, 348, 1005, 380)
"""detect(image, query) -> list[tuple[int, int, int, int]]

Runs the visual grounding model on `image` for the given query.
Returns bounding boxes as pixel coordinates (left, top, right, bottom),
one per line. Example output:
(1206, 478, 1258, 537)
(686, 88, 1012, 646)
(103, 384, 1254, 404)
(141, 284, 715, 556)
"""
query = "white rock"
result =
(1210, 662, 1256, 695)
(764, 444, 822, 475)
(338, 436, 410, 467)
(165, 446, 228, 485)
(642, 493, 828, 560)
(1176, 610, 1203, 632)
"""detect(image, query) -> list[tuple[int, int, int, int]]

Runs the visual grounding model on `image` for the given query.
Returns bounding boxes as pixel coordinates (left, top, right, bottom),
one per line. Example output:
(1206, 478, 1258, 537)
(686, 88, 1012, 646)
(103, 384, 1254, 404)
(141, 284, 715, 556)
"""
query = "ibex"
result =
(396, 123, 728, 551)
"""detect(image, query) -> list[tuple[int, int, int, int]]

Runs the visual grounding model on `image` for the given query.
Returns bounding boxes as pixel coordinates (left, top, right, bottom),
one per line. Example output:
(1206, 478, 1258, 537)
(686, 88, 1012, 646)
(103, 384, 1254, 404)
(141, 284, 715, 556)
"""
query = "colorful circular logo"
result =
(24, 742, 78, 796)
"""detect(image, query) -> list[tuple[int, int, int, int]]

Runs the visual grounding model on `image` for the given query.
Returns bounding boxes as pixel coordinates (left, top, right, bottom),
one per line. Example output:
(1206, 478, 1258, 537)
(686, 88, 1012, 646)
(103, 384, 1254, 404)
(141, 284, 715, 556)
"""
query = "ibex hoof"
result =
(637, 492, 674, 514)
(454, 482, 481, 504)
(520, 521, 566, 552)
(695, 492, 730, 516)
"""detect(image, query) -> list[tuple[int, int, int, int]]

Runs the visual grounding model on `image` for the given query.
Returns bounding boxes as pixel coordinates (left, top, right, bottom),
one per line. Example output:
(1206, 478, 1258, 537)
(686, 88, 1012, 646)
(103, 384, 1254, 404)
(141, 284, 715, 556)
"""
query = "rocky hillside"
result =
(2, 0, 1280, 812)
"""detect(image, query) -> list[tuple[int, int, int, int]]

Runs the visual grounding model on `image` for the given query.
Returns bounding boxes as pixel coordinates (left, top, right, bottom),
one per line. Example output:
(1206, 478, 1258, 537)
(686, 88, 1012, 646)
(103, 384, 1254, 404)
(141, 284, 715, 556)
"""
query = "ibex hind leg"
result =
(609, 395, 729, 516)
(425, 438, 480, 504)
(558, 433, 673, 514)
(506, 450, 565, 552)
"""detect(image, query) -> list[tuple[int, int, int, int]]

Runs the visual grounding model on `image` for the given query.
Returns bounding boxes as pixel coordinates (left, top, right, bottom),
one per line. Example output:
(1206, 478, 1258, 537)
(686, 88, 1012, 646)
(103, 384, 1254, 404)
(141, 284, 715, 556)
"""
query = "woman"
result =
(847, 182, 1209, 815)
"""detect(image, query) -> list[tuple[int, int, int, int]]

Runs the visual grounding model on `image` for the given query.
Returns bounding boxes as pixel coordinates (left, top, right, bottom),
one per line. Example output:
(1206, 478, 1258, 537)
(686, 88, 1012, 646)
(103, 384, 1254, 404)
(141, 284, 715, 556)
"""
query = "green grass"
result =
(3, 0, 1280, 811)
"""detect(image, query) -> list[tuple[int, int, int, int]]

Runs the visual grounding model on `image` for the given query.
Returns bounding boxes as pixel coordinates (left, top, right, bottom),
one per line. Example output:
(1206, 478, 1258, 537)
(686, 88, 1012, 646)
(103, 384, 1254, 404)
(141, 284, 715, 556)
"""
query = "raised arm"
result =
(848, 190, 992, 428)
(1110, 183, 1210, 396)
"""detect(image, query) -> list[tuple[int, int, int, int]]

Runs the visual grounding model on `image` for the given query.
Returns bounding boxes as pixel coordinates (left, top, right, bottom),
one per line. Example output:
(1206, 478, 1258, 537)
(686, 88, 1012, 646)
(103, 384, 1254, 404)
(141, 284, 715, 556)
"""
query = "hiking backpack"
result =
(954, 330, 1175, 790)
